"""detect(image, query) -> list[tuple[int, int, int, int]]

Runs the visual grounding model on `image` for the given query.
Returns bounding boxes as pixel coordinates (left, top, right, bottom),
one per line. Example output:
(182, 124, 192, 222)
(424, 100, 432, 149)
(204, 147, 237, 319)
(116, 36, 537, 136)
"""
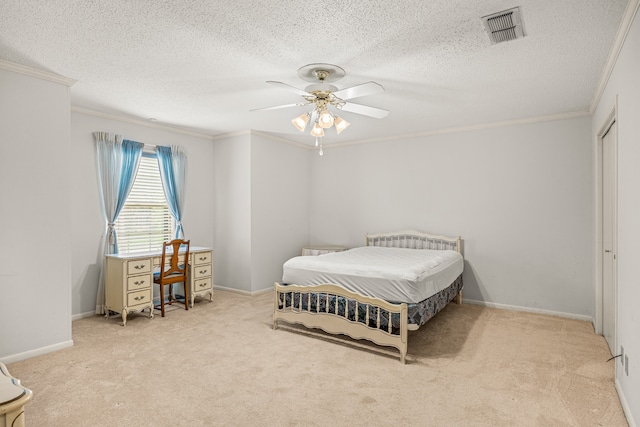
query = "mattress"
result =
(282, 246, 464, 304)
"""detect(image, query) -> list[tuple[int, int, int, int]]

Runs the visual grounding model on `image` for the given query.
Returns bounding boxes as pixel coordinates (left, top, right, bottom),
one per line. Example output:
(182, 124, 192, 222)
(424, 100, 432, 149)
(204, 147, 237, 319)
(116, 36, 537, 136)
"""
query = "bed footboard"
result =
(273, 283, 409, 364)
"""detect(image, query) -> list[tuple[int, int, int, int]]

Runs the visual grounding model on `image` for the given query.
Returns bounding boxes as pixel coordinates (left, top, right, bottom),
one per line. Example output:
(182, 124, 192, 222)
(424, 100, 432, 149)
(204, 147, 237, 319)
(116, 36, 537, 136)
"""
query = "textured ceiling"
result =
(0, 0, 629, 146)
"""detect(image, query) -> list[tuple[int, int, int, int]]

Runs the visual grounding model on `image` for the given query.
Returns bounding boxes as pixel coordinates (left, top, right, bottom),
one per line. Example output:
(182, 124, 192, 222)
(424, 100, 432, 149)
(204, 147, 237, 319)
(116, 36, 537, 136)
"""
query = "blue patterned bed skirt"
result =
(408, 275, 463, 326)
(278, 275, 463, 334)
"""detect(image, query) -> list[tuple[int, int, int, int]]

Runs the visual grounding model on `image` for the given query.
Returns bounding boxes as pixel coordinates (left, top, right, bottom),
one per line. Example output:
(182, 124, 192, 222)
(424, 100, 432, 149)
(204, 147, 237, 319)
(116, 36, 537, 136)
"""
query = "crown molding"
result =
(246, 110, 590, 153)
(71, 105, 591, 151)
(211, 130, 314, 150)
(0, 59, 76, 86)
(71, 106, 214, 140)
(589, 0, 640, 113)
(72, 106, 313, 149)
(210, 130, 251, 140)
(250, 130, 312, 150)
(327, 110, 591, 150)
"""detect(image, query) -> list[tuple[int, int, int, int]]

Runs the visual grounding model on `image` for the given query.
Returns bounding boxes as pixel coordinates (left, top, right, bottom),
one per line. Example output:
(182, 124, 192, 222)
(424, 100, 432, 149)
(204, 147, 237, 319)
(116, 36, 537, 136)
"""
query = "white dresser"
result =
(105, 247, 213, 325)
(0, 362, 32, 427)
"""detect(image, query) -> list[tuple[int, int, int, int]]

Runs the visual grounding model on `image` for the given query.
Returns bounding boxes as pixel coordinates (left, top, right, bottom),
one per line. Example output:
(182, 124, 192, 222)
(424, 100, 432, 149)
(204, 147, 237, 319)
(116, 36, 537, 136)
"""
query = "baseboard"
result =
(1, 340, 74, 365)
(72, 311, 99, 321)
(251, 287, 273, 296)
(616, 379, 636, 427)
(212, 285, 272, 296)
(463, 298, 594, 323)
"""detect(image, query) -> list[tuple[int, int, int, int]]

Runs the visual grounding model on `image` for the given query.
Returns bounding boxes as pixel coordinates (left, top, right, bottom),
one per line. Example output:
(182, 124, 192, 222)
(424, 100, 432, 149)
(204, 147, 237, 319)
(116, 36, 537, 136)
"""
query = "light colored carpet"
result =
(7, 290, 627, 426)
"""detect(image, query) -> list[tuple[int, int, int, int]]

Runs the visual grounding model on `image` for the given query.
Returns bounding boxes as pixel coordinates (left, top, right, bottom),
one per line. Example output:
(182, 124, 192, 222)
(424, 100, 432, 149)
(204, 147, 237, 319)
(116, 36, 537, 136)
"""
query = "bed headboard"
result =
(365, 230, 461, 253)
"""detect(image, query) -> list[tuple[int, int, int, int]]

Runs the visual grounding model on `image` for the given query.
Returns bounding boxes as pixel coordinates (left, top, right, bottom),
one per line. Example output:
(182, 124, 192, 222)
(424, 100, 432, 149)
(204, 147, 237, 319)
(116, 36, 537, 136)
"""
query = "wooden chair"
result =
(153, 239, 190, 317)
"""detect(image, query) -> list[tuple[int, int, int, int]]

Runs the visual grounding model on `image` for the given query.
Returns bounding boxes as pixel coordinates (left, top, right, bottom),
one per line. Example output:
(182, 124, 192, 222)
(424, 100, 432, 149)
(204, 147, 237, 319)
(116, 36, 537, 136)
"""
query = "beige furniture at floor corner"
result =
(0, 362, 32, 427)
(105, 246, 213, 325)
(301, 245, 347, 256)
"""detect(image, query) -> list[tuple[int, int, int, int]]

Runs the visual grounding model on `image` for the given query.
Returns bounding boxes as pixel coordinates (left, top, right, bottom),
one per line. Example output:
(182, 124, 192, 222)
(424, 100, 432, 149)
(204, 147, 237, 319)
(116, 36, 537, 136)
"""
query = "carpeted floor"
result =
(7, 290, 627, 426)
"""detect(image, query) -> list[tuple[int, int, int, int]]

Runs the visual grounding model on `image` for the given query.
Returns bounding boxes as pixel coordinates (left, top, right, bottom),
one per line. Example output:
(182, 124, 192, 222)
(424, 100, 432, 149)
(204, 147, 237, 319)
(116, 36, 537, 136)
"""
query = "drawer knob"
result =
(134, 280, 145, 285)
(134, 296, 145, 301)
(134, 265, 144, 270)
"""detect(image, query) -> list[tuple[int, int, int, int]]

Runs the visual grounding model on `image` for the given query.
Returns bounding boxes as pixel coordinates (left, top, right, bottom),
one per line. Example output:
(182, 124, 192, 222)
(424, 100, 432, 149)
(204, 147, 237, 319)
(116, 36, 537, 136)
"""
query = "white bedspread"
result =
(282, 246, 463, 304)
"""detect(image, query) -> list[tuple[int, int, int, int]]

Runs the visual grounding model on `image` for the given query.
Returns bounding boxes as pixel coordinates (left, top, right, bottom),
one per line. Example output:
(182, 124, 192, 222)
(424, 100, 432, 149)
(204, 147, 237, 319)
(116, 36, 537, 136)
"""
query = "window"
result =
(114, 154, 174, 254)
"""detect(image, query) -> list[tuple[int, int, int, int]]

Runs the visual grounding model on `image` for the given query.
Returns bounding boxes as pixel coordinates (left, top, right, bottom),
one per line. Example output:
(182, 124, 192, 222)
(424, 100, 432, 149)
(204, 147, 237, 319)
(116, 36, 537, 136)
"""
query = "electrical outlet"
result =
(625, 355, 629, 376)
(621, 346, 625, 366)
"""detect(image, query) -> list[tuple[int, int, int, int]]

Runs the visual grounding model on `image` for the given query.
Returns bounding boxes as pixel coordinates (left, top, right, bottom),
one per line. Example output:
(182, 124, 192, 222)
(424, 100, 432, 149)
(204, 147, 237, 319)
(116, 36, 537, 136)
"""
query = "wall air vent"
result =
(481, 7, 525, 44)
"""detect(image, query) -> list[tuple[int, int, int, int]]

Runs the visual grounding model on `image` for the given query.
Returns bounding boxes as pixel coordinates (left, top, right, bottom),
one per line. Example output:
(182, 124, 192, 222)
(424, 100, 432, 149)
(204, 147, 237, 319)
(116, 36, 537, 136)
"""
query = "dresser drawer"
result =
(193, 264, 212, 279)
(127, 289, 152, 307)
(127, 259, 151, 275)
(127, 274, 151, 291)
(193, 251, 212, 265)
(194, 277, 212, 292)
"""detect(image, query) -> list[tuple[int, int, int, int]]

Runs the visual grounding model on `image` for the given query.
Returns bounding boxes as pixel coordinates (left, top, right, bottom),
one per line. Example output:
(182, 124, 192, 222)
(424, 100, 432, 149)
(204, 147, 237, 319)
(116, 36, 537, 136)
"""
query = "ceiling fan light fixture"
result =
(310, 122, 325, 137)
(318, 109, 334, 128)
(334, 115, 350, 134)
(292, 113, 310, 132)
(254, 64, 387, 155)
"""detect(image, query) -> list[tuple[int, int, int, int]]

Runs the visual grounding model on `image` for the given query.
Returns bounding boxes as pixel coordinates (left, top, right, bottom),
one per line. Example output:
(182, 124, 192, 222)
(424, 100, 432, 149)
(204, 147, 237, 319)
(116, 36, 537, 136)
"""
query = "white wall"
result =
(213, 133, 253, 292)
(70, 111, 215, 316)
(251, 133, 310, 291)
(310, 117, 594, 318)
(0, 68, 73, 360)
(593, 4, 640, 423)
(213, 132, 310, 293)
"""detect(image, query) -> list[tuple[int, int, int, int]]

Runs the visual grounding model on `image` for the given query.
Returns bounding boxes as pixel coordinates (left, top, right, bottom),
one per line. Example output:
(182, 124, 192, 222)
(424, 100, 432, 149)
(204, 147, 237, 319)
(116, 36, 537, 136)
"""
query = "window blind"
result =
(115, 155, 174, 254)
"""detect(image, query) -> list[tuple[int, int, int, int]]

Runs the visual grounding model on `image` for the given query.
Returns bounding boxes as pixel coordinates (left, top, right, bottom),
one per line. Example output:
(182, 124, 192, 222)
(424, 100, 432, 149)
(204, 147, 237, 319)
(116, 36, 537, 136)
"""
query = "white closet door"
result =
(602, 121, 617, 355)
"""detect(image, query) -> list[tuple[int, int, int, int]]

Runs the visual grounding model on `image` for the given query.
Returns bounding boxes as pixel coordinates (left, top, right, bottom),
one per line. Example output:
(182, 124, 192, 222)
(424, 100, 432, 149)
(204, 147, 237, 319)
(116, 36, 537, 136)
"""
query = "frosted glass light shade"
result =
(292, 113, 310, 132)
(310, 122, 325, 137)
(334, 116, 350, 134)
(318, 109, 334, 128)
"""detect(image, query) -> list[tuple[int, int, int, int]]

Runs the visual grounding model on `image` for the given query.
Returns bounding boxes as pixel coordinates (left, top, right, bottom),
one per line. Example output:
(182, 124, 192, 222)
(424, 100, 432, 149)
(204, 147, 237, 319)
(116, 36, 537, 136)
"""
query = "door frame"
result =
(594, 100, 617, 351)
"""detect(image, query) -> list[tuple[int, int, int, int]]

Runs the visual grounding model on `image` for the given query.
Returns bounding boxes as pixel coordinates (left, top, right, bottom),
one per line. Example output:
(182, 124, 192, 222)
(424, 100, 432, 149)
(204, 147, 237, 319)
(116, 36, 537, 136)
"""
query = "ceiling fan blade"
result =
(250, 102, 308, 112)
(339, 102, 389, 119)
(266, 80, 310, 96)
(333, 81, 384, 100)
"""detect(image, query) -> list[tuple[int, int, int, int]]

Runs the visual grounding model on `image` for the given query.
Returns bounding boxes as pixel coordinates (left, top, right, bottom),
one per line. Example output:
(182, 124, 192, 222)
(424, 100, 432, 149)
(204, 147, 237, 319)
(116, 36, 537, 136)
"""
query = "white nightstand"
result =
(301, 246, 347, 256)
(0, 362, 32, 427)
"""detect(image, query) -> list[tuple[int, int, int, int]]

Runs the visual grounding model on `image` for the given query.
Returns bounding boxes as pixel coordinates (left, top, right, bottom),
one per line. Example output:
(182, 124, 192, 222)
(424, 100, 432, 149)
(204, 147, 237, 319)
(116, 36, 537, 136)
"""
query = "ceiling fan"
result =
(252, 63, 389, 142)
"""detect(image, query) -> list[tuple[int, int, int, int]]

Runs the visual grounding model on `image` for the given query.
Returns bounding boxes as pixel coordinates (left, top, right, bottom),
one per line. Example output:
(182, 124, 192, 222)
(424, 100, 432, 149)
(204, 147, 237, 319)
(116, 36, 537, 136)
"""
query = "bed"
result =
(273, 230, 464, 363)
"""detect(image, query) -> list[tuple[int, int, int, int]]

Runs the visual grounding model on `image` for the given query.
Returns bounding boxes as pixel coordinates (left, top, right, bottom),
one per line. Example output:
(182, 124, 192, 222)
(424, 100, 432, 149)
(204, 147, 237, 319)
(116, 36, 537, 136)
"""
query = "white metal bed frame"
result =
(273, 230, 463, 364)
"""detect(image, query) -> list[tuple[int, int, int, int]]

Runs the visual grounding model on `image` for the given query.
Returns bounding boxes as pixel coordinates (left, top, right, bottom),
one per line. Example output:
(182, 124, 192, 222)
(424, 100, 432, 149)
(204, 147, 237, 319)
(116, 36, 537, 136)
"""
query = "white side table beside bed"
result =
(0, 362, 32, 427)
(301, 246, 347, 256)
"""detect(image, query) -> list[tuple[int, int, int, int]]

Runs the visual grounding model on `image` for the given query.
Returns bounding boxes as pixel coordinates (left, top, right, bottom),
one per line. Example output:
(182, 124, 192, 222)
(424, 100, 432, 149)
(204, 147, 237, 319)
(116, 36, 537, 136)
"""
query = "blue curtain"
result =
(94, 133, 144, 314)
(156, 145, 188, 239)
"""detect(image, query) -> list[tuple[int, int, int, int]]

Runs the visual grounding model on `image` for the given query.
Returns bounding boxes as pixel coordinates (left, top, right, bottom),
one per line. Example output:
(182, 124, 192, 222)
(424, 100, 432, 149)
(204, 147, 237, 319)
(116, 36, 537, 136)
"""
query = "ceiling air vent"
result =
(481, 7, 525, 44)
